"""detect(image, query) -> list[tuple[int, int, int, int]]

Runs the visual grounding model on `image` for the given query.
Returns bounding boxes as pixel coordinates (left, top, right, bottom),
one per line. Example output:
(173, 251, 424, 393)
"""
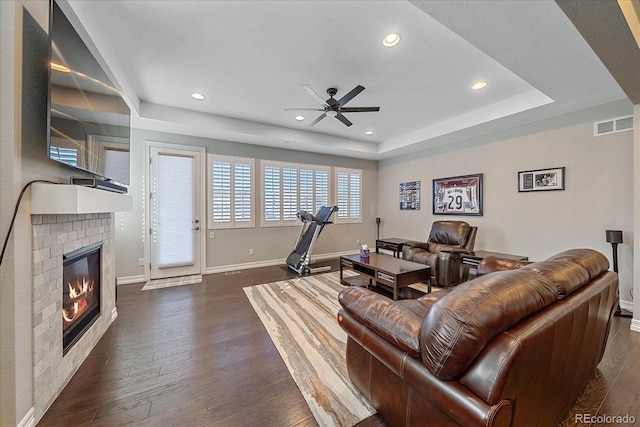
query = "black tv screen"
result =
(48, 0, 131, 186)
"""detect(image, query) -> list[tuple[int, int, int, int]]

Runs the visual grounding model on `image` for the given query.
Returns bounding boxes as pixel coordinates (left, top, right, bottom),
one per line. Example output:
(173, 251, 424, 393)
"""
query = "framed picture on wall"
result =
(432, 174, 483, 216)
(518, 167, 565, 192)
(399, 181, 420, 210)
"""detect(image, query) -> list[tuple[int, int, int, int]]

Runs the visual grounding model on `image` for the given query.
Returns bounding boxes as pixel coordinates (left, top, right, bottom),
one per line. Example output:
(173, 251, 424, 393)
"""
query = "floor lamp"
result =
(606, 230, 632, 318)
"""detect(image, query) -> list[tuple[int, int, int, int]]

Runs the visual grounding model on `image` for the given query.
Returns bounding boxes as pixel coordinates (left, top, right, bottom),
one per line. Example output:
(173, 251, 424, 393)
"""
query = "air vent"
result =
(594, 115, 633, 136)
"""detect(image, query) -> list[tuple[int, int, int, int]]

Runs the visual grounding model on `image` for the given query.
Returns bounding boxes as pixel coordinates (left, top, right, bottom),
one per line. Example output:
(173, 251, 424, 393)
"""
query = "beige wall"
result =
(379, 100, 635, 310)
(114, 128, 378, 280)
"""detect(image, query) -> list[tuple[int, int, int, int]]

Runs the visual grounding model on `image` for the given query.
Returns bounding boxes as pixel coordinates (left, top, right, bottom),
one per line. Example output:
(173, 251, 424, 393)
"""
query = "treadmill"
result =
(286, 205, 338, 275)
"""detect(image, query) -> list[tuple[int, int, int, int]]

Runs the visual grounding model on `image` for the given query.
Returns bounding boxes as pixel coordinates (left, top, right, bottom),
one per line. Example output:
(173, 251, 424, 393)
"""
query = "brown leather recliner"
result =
(402, 220, 477, 287)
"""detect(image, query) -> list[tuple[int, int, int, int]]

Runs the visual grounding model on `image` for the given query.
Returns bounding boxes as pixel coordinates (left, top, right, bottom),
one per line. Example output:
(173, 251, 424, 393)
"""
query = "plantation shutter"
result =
(209, 155, 254, 228)
(315, 170, 328, 212)
(335, 168, 362, 223)
(264, 165, 281, 222)
(349, 172, 361, 219)
(337, 171, 349, 220)
(261, 161, 330, 226)
(282, 167, 298, 221)
(234, 162, 252, 224)
(299, 168, 314, 213)
(212, 160, 232, 224)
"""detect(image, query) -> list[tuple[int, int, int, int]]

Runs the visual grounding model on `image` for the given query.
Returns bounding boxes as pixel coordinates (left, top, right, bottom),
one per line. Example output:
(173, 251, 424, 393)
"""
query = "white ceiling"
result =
(62, 0, 628, 160)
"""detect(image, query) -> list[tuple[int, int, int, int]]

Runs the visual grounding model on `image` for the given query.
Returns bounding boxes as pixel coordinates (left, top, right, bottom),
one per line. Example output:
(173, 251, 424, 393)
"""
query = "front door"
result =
(147, 142, 204, 280)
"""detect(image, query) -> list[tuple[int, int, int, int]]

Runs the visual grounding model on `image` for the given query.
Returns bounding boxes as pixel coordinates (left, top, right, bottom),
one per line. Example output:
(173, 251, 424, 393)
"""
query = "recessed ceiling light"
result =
(383, 33, 401, 47)
(295, 115, 305, 121)
(472, 81, 488, 90)
(191, 93, 205, 100)
(365, 130, 374, 135)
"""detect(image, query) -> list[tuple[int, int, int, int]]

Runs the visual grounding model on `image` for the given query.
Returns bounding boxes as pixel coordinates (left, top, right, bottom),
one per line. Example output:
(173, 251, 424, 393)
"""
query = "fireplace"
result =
(62, 242, 102, 355)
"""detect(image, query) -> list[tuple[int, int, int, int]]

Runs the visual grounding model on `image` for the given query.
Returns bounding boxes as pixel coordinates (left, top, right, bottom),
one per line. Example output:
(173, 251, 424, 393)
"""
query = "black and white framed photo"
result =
(399, 181, 420, 210)
(518, 167, 565, 192)
(432, 174, 482, 216)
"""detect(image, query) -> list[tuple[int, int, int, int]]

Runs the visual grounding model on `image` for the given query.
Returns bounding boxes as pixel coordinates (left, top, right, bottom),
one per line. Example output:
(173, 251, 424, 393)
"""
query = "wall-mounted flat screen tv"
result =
(48, 0, 131, 186)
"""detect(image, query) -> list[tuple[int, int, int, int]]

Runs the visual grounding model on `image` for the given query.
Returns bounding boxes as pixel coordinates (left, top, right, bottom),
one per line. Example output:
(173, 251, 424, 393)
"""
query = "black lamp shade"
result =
(605, 230, 623, 244)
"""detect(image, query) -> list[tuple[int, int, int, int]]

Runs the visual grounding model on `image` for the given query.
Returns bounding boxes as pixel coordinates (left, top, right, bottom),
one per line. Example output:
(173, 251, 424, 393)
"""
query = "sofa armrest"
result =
(338, 287, 422, 356)
(440, 247, 471, 254)
(402, 240, 430, 251)
(476, 256, 532, 276)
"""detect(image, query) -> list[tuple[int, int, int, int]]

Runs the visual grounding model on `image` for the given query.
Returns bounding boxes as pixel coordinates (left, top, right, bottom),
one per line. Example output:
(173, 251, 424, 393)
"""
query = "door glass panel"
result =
(156, 154, 194, 268)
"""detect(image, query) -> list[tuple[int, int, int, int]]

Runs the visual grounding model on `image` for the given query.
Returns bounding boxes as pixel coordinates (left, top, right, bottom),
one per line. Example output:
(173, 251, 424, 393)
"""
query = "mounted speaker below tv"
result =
(70, 177, 128, 194)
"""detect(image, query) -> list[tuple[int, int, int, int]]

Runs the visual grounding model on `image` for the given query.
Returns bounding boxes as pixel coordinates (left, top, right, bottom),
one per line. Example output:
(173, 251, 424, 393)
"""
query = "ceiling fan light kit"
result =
(286, 85, 380, 127)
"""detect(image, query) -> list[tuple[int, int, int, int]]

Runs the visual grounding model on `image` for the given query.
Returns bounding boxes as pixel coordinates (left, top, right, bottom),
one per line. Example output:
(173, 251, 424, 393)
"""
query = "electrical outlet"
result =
(249, 249, 254, 255)
(356, 239, 361, 246)
(138, 258, 144, 266)
(209, 231, 215, 239)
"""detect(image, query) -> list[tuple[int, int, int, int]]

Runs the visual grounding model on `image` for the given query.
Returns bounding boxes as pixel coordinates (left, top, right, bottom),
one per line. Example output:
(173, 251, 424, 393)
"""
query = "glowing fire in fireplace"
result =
(62, 277, 94, 324)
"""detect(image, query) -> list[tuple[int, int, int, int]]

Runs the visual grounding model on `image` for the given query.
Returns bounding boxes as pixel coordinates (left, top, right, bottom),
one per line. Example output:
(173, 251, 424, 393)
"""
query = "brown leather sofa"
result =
(402, 221, 477, 287)
(337, 249, 618, 427)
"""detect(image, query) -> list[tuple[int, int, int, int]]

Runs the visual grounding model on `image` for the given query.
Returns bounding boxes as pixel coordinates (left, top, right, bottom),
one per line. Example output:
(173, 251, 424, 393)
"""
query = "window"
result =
(261, 161, 330, 226)
(208, 155, 254, 229)
(335, 168, 362, 223)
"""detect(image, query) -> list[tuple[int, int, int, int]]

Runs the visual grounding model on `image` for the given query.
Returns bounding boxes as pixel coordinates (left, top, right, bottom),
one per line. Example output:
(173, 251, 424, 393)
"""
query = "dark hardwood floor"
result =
(38, 261, 639, 426)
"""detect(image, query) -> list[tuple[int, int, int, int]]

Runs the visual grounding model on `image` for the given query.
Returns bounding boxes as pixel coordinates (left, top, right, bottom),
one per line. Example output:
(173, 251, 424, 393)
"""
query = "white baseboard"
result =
(204, 250, 355, 275)
(119, 251, 357, 282)
(111, 307, 118, 322)
(17, 408, 35, 427)
(631, 319, 640, 333)
(116, 275, 144, 285)
(620, 299, 633, 312)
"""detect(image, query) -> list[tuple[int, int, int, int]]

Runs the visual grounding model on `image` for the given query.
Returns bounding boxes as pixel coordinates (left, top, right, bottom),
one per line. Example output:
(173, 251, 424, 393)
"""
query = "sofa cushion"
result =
(399, 289, 453, 318)
(421, 269, 558, 380)
(521, 260, 590, 299)
(339, 287, 423, 356)
(546, 248, 609, 280)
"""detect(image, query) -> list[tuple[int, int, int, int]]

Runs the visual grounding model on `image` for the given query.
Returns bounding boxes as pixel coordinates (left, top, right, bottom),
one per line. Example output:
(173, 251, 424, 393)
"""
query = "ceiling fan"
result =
(285, 85, 380, 127)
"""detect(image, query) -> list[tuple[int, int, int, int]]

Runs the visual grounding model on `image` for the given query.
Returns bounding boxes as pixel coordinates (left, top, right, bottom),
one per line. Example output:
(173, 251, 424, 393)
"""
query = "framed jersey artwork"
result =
(432, 173, 483, 216)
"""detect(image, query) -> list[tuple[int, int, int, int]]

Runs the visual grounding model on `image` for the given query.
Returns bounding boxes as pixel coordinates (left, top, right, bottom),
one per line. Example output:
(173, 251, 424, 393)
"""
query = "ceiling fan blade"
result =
(308, 113, 327, 127)
(302, 85, 328, 107)
(340, 107, 380, 113)
(335, 112, 353, 127)
(284, 108, 325, 111)
(337, 85, 365, 107)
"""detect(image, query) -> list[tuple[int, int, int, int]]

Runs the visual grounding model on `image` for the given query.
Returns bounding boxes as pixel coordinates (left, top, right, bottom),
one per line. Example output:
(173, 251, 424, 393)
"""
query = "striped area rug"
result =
(244, 271, 375, 427)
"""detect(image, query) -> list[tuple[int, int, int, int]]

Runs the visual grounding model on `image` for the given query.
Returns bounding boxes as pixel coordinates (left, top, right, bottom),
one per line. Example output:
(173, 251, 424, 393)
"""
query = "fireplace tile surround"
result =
(31, 213, 117, 420)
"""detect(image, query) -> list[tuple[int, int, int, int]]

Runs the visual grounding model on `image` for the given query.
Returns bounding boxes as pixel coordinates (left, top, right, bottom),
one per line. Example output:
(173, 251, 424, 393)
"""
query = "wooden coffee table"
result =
(340, 253, 431, 300)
